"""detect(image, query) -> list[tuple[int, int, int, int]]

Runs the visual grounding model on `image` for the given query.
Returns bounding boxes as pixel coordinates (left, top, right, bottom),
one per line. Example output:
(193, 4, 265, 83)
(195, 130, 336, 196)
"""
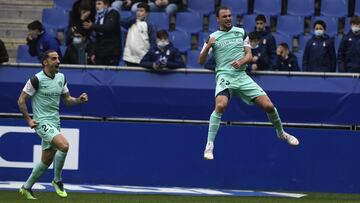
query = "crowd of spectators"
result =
(9, 0, 360, 73)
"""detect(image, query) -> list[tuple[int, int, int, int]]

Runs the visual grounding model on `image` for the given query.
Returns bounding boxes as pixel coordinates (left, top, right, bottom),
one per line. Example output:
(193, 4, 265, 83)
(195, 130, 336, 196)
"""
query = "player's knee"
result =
(58, 142, 69, 153)
(264, 103, 275, 113)
(215, 102, 227, 113)
(42, 157, 54, 166)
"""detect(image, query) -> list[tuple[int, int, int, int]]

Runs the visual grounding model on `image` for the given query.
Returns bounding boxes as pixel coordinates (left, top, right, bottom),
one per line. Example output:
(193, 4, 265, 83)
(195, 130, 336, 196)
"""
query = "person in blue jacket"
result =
(274, 43, 299, 71)
(302, 20, 336, 72)
(140, 29, 184, 70)
(254, 15, 277, 69)
(247, 32, 271, 71)
(337, 16, 360, 73)
(26, 20, 61, 61)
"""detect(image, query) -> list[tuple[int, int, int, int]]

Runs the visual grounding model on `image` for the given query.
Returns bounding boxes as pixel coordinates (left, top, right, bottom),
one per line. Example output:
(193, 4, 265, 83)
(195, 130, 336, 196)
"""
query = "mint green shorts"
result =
(35, 122, 61, 150)
(215, 72, 266, 104)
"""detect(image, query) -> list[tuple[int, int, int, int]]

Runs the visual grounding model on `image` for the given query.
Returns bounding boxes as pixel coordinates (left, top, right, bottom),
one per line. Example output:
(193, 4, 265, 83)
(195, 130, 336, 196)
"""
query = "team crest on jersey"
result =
(58, 81, 63, 87)
(234, 32, 240, 37)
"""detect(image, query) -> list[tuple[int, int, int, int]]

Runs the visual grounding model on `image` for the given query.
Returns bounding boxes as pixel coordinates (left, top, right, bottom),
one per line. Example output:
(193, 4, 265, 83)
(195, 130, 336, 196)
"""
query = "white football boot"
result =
(204, 141, 214, 160)
(278, 132, 299, 146)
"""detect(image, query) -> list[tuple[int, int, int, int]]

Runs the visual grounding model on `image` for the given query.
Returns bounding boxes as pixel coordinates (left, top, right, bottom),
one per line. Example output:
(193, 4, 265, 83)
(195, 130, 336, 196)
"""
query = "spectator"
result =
(274, 43, 299, 71)
(111, 0, 148, 12)
(0, 39, 9, 63)
(140, 29, 184, 70)
(254, 15, 276, 69)
(338, 16, 360, 73)
(121, 2, 156, 66)
(26, 20, 61, 61)
(83, 0, 121, 65)
(67, 0, 95, 45)
(247, 32, 271, 71)
(148, 0, 179, 16)
(302, 20, 336, 72)
(63, 29, 94, 64)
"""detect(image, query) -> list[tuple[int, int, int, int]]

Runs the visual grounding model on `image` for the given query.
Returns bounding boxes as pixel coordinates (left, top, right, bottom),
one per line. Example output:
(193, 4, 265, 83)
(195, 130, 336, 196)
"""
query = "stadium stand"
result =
(16, 45, 38, 63)
(287, 0, 315, 16)
(241, 14, 270, 33)
(276, 15, 304, 36)
(221, 0, 248, 16)
(320, 0, 348, 17)
(42, 8, 68, 30)
(148, 12, 170, 30)
(186, 50, 202, 68)
(187, 0, 215, 15)
(273, 32, 294, 50)
(253, 0, 282, 16)
(53, 0, 73, 11)
(168, 30, 191, 53)
(175, 12, 203, 34)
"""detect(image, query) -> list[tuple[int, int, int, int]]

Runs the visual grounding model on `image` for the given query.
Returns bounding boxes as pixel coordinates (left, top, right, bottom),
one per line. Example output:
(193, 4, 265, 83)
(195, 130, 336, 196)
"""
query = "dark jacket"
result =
(302, 34, 336, 72)
(248, 43, 271, 70)
(140, 42, 185, 69)
(63, 40, 93, 65)
(27, 31, 61, 60)
(337, 31, 360, 73)
(274, 52, 299, 71)
(91, 9, 121, 57)
(0, 39, 9, 63)
(254, 26, 276, 69)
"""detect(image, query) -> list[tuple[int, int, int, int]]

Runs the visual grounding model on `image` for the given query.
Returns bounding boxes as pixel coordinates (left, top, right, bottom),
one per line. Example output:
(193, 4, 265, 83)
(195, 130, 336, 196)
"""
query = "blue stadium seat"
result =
(273, 32, 294, 50)
(208, 14, 236, 32)
(187, 0, 215, 15)
(198, 32, 210, 49)
(294, 52, 303, 71)
(221, 0, 248, 16)
(298, 34, 312, 53)
(16, 45, 39, 63)
(175, 12, 203, 33)
(344, 17, 351, 33)
(287, 0, 315, 16)
(335, 35, 342, 53)
(242, 14, 270, 33)
(356, 0, 360, 16)
(186, 50, 202, 68)
(54, 0, 73, 11)
(320, 0, 348, 17)
(254, 0, 281, 16)
(42, 8, 69, 30)
(169, 30, 191, 53)
(276, 15, 304, 36)
(311, 16, 338, 36)
(148, 12, 170, 30)
(120, 11, 133, 19)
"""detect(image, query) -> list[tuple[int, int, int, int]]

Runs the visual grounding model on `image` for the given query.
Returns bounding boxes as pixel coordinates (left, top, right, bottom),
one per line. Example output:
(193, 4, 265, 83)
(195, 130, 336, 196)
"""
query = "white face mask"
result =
(351, 26, 360, 33)
(73, 37, 83, 45)
(314, 30, 324, 37)
(157, 41, 169, 49)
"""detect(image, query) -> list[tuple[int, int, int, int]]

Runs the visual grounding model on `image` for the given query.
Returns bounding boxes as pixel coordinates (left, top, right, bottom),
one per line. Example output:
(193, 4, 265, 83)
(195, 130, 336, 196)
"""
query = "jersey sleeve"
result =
(200, 42, 213, 55)
(22, 79, 36, 96)
(22, 76, 38, 96)
(243, 33, 251, 48)
(62, 81, 69, 94)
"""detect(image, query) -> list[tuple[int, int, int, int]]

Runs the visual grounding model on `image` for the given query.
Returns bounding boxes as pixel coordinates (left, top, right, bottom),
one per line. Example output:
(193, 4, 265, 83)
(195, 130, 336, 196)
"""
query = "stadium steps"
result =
(0, 0, 53, 62)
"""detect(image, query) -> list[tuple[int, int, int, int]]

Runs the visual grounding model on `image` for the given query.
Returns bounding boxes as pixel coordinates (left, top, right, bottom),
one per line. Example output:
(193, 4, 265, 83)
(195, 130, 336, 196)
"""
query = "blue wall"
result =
(1, 118, 360, 193)
(0, 65, 360, 125)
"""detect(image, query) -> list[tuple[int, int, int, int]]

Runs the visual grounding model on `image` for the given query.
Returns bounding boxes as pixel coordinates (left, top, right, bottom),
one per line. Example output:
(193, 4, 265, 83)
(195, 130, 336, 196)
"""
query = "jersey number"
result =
(41, 124, 49, 132)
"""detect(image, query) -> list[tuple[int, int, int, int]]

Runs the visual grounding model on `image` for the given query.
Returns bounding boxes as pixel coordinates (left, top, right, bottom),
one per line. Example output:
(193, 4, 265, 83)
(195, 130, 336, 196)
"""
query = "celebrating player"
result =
(17, 50, 88, 199)
(199, 6, 299, 160)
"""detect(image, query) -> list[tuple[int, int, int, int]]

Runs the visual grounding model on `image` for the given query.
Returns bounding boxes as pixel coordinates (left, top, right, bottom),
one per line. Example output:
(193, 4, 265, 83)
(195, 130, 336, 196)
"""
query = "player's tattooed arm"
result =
(18, 91, 38, 129)
(62, 92, 88, 106)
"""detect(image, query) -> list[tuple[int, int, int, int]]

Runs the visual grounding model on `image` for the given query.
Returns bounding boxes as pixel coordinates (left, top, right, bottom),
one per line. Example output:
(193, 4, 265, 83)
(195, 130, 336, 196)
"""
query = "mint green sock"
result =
(207, 111, 222, 142)
(267, 108, 284, 136)
(53, 151, 67, 182)
(24, 162, 49, 189)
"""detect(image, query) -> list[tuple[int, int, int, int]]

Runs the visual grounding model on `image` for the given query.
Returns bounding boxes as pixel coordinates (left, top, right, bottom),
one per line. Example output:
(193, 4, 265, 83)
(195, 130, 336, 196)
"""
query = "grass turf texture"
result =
(1, 190, 360, 203)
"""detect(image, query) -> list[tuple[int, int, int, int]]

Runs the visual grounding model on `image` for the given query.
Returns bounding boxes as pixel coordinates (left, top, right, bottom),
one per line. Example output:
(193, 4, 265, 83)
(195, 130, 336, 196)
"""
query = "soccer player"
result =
(17, 50, 88, 199)
(198, 7, 299, 160)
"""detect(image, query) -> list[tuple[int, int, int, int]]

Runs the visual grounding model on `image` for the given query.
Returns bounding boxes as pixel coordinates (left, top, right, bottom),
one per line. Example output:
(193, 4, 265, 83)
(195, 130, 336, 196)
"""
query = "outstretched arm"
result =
(18, 91, 38, 129)
(62, 92, 88, 106)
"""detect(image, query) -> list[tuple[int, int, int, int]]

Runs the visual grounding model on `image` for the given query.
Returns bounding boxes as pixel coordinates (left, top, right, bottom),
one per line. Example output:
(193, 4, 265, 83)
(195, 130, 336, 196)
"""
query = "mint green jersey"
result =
(23, 71, 68, 125)
(209, 26, 250, 74)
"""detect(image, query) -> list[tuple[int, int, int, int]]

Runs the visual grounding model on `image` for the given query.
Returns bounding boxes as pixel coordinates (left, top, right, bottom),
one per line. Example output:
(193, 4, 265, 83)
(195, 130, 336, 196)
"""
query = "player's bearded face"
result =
(47, 52, 60, 73)
(218, 9, 232, 29)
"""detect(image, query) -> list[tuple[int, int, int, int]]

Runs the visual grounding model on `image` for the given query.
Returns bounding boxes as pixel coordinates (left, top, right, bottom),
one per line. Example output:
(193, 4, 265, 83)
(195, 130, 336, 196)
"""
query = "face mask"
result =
(97, 8, 105, 14)
(73, 37, 83, 45)
(351, 26, 360, 33)
(157, 41, 169, 49)
(314, 30, 324, 37)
